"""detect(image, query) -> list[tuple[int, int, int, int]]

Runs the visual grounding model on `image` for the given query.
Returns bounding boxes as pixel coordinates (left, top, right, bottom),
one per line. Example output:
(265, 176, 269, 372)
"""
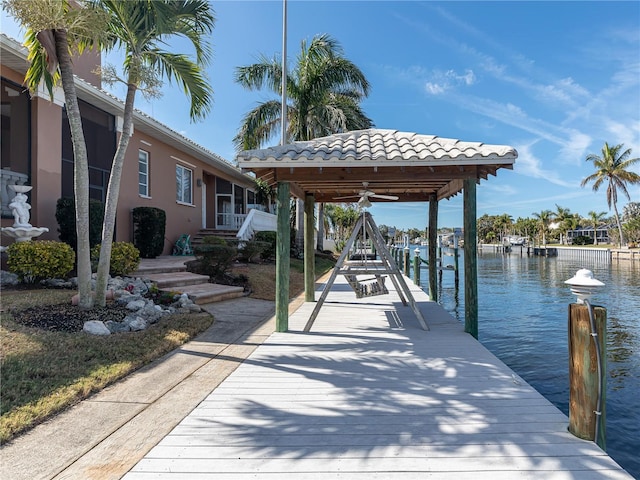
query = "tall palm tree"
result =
(4, 0, 110, 309)
(494, 213, 513, 244)
(234, 33, 373, 149)
(89, 0, 214, 306)
(532, 210, 554, 246)
(581, 142, 640, 246)
(587, 210, 607, 245)
(234, 33, 373, 253)
(554, 204, 572, 244)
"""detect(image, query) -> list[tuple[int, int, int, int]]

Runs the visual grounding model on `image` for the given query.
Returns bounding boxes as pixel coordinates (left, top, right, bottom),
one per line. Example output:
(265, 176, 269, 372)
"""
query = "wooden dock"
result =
(123, 276, 632, 479)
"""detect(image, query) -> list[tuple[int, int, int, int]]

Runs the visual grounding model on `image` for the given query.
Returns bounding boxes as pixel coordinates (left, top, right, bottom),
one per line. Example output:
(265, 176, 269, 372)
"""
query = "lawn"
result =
(0, 255, 335, 443)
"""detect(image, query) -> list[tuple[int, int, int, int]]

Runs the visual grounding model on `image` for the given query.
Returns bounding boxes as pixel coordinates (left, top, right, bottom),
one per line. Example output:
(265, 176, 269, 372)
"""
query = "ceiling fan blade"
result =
(333, 195, 360, 200)
(370, 193, 399, 200)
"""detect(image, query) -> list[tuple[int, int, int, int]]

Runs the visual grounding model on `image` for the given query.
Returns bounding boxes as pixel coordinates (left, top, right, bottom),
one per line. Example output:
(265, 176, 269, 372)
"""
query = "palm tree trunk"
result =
(613, 201, 625, 247)
(94, 83, 136, 306)
(55, 29, 93, 309)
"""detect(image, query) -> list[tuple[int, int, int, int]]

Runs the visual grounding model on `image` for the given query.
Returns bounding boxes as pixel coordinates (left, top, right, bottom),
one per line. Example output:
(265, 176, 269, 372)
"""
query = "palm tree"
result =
(554, 204, 572, 244)
(89, 0, 214, 306)
(532, 210, 554, 246)
(586, 211, 607, 245)
(234, 33, 373, 149)
(581, 143, 640, 246)
(234, 33, 373, 253)
(4, 0, 110, 309)
(494, 213, 513, 244)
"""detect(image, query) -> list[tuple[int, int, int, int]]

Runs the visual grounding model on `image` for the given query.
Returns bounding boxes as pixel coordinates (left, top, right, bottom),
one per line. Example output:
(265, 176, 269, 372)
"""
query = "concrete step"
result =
(141, 271, 210, 288)
(177, 283, 245, 304)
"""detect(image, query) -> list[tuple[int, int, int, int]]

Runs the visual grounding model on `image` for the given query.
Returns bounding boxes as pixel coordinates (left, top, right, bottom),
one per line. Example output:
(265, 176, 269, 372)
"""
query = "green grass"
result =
(0, 256, 336, 443)
(0, 293, 213, 443)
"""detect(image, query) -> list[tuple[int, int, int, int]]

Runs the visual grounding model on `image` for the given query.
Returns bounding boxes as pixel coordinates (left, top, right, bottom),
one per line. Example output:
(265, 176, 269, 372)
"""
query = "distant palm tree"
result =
(554, 204, 572, 244)
(587, 210, 607, 245)
(532, 210, 554, 246)
(234, 33, 373, 150)
(581, 143, 640, 246)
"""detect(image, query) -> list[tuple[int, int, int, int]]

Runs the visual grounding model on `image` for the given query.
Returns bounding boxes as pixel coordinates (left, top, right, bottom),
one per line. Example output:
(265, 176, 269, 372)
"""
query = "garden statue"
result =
(9, 191, 31, 226)
(1, 185, 48, 242)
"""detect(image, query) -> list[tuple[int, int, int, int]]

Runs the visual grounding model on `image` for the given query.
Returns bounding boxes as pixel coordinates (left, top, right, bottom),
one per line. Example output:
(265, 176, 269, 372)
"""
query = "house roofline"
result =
(0, 33, 253, 187)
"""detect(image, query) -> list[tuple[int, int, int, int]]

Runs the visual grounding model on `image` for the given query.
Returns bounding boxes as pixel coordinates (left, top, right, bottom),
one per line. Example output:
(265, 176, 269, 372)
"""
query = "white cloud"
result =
(424, 69, 476, 96)
(513, 142, 575, 187)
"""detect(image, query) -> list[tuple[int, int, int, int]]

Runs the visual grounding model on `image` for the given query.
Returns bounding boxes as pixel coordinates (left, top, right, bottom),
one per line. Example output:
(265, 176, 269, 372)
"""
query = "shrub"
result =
(238, 240, 271, 263)
(188, 236, 237, 280)
(55, 197, 104, 250)
(255, 231, 277, 260)
(91, 242, 140, 276)
(7, 240, 75, 283)
(572, 235, 594, 246)
(132, 207, 166, 258)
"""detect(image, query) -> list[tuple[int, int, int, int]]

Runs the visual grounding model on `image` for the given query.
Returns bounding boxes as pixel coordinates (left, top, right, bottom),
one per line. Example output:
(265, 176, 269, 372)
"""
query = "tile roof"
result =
(237, 129, 517, 166)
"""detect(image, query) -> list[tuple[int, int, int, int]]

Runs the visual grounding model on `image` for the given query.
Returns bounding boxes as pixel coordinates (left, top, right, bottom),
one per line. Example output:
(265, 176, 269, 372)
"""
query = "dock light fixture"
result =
(565, 268, 604, 304)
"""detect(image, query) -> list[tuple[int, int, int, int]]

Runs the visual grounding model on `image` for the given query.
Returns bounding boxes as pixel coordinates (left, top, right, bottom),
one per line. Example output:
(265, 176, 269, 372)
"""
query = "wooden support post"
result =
(463, 178, 478, 338)
(316, 203, 324, 251)
(568, 303, 607, 450)
(304, 193, 315, 302)
(276, 182, 290, 332)
(403, 246, 410, 276)
(428, 193, 438, 302)
(413, 248, 420, 286)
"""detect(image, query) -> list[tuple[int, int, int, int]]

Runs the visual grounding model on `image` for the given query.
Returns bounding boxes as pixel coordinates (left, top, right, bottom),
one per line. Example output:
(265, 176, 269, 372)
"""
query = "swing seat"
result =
(345, 274, 388, 298)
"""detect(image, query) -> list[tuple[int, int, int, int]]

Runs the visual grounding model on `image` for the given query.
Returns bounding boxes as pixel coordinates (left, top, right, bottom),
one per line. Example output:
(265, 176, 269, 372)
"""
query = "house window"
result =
(138, 149, 149, 196)
(176, 164, 193, 204)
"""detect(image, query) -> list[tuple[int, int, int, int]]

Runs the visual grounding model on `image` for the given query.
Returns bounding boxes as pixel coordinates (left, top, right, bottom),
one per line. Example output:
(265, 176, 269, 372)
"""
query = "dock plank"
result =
(123, 276, 633, 479)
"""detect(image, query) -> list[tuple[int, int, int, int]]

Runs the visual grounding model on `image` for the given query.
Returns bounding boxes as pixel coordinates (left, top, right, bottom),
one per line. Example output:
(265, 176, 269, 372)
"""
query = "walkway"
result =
(123, 276, 632, 479)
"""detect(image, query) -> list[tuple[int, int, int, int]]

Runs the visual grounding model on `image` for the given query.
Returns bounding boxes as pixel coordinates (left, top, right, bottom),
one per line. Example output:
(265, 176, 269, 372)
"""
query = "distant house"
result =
(567, 225, 612, 244)
(1, 34, 256, 254)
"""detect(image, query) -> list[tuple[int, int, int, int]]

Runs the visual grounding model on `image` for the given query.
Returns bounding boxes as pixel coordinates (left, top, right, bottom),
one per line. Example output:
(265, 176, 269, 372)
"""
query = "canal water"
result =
(413, 247, 640, 478)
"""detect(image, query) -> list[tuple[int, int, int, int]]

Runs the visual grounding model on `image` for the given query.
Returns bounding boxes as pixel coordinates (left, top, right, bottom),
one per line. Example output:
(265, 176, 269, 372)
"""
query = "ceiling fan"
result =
(334, 182, 399, 208)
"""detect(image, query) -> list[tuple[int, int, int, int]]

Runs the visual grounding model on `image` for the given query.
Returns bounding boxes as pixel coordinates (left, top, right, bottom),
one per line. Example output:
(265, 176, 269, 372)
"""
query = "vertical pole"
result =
(428, 193, 438, 302)
(304, 193, 315, 302)
(568, 303, 607, 449)
(316, 203, 324, 251)
(453, 233, 460, 287)
(403, 246, 410, 276)
(280, 0, 287, 146)
(413, 248, 420, 286)
(276, 182, 290, 332)
(463, 178, 478, 338)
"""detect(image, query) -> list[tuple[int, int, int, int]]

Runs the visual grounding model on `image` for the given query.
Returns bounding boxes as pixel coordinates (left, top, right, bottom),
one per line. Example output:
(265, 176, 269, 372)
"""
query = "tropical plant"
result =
(532, 210, 554, 245)
(234, 33, 373, 150)
(88, 0, 215, 306)
(4, 0, 110, 308)
(494, 213, 513, 243)
(586, 210, 607, 245)
(581, 142, 640, 246)
(553, 204, 573, 244)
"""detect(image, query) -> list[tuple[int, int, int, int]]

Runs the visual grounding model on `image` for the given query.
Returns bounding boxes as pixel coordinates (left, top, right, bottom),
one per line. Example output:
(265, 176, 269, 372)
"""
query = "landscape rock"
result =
(126, 299, 147, 311)
(105, 320, 131, 333)
(83, 320, 111, 336)
(126, 316, 148, 331)
(0, 270, 19, 286)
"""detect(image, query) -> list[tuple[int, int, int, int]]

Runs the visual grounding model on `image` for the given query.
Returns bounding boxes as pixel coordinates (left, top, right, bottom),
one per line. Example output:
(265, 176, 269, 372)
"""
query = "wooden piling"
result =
(304, 193, 315, 302)
(428, 193, 438, 302)
(276, 182, 290, 332)
(463, 179, 478, 338)
(568, 303, 607, 450)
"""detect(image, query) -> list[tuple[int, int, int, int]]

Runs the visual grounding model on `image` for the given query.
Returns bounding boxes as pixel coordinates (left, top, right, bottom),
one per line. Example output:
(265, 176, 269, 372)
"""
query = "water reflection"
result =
(414, 247, 640, 478)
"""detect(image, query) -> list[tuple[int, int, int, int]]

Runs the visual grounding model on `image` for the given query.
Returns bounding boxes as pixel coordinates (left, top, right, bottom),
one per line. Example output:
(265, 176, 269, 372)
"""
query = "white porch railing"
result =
(1, 169, 29, 217)
(217, 213, 247, 231)
(236, 209, 277, 241)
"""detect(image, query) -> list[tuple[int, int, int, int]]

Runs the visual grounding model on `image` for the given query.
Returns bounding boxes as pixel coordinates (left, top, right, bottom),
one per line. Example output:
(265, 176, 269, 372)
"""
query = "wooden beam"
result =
(428, 193, 438, 302)
(463, 178, 478, 339)
(304, 193, 315, 302)
(276, 182, 291, 332)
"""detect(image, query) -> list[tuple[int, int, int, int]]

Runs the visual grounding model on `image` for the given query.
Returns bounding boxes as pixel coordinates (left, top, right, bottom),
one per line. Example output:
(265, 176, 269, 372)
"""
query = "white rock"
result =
(83, 320, 111, 336)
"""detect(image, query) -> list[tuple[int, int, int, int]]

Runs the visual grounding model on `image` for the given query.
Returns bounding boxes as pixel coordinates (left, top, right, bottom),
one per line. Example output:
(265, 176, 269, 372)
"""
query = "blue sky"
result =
(2, 1, 639, 229)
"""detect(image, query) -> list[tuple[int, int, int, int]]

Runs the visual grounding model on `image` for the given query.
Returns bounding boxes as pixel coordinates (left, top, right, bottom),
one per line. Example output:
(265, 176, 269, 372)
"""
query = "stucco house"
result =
(1, 33, 256, 254)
